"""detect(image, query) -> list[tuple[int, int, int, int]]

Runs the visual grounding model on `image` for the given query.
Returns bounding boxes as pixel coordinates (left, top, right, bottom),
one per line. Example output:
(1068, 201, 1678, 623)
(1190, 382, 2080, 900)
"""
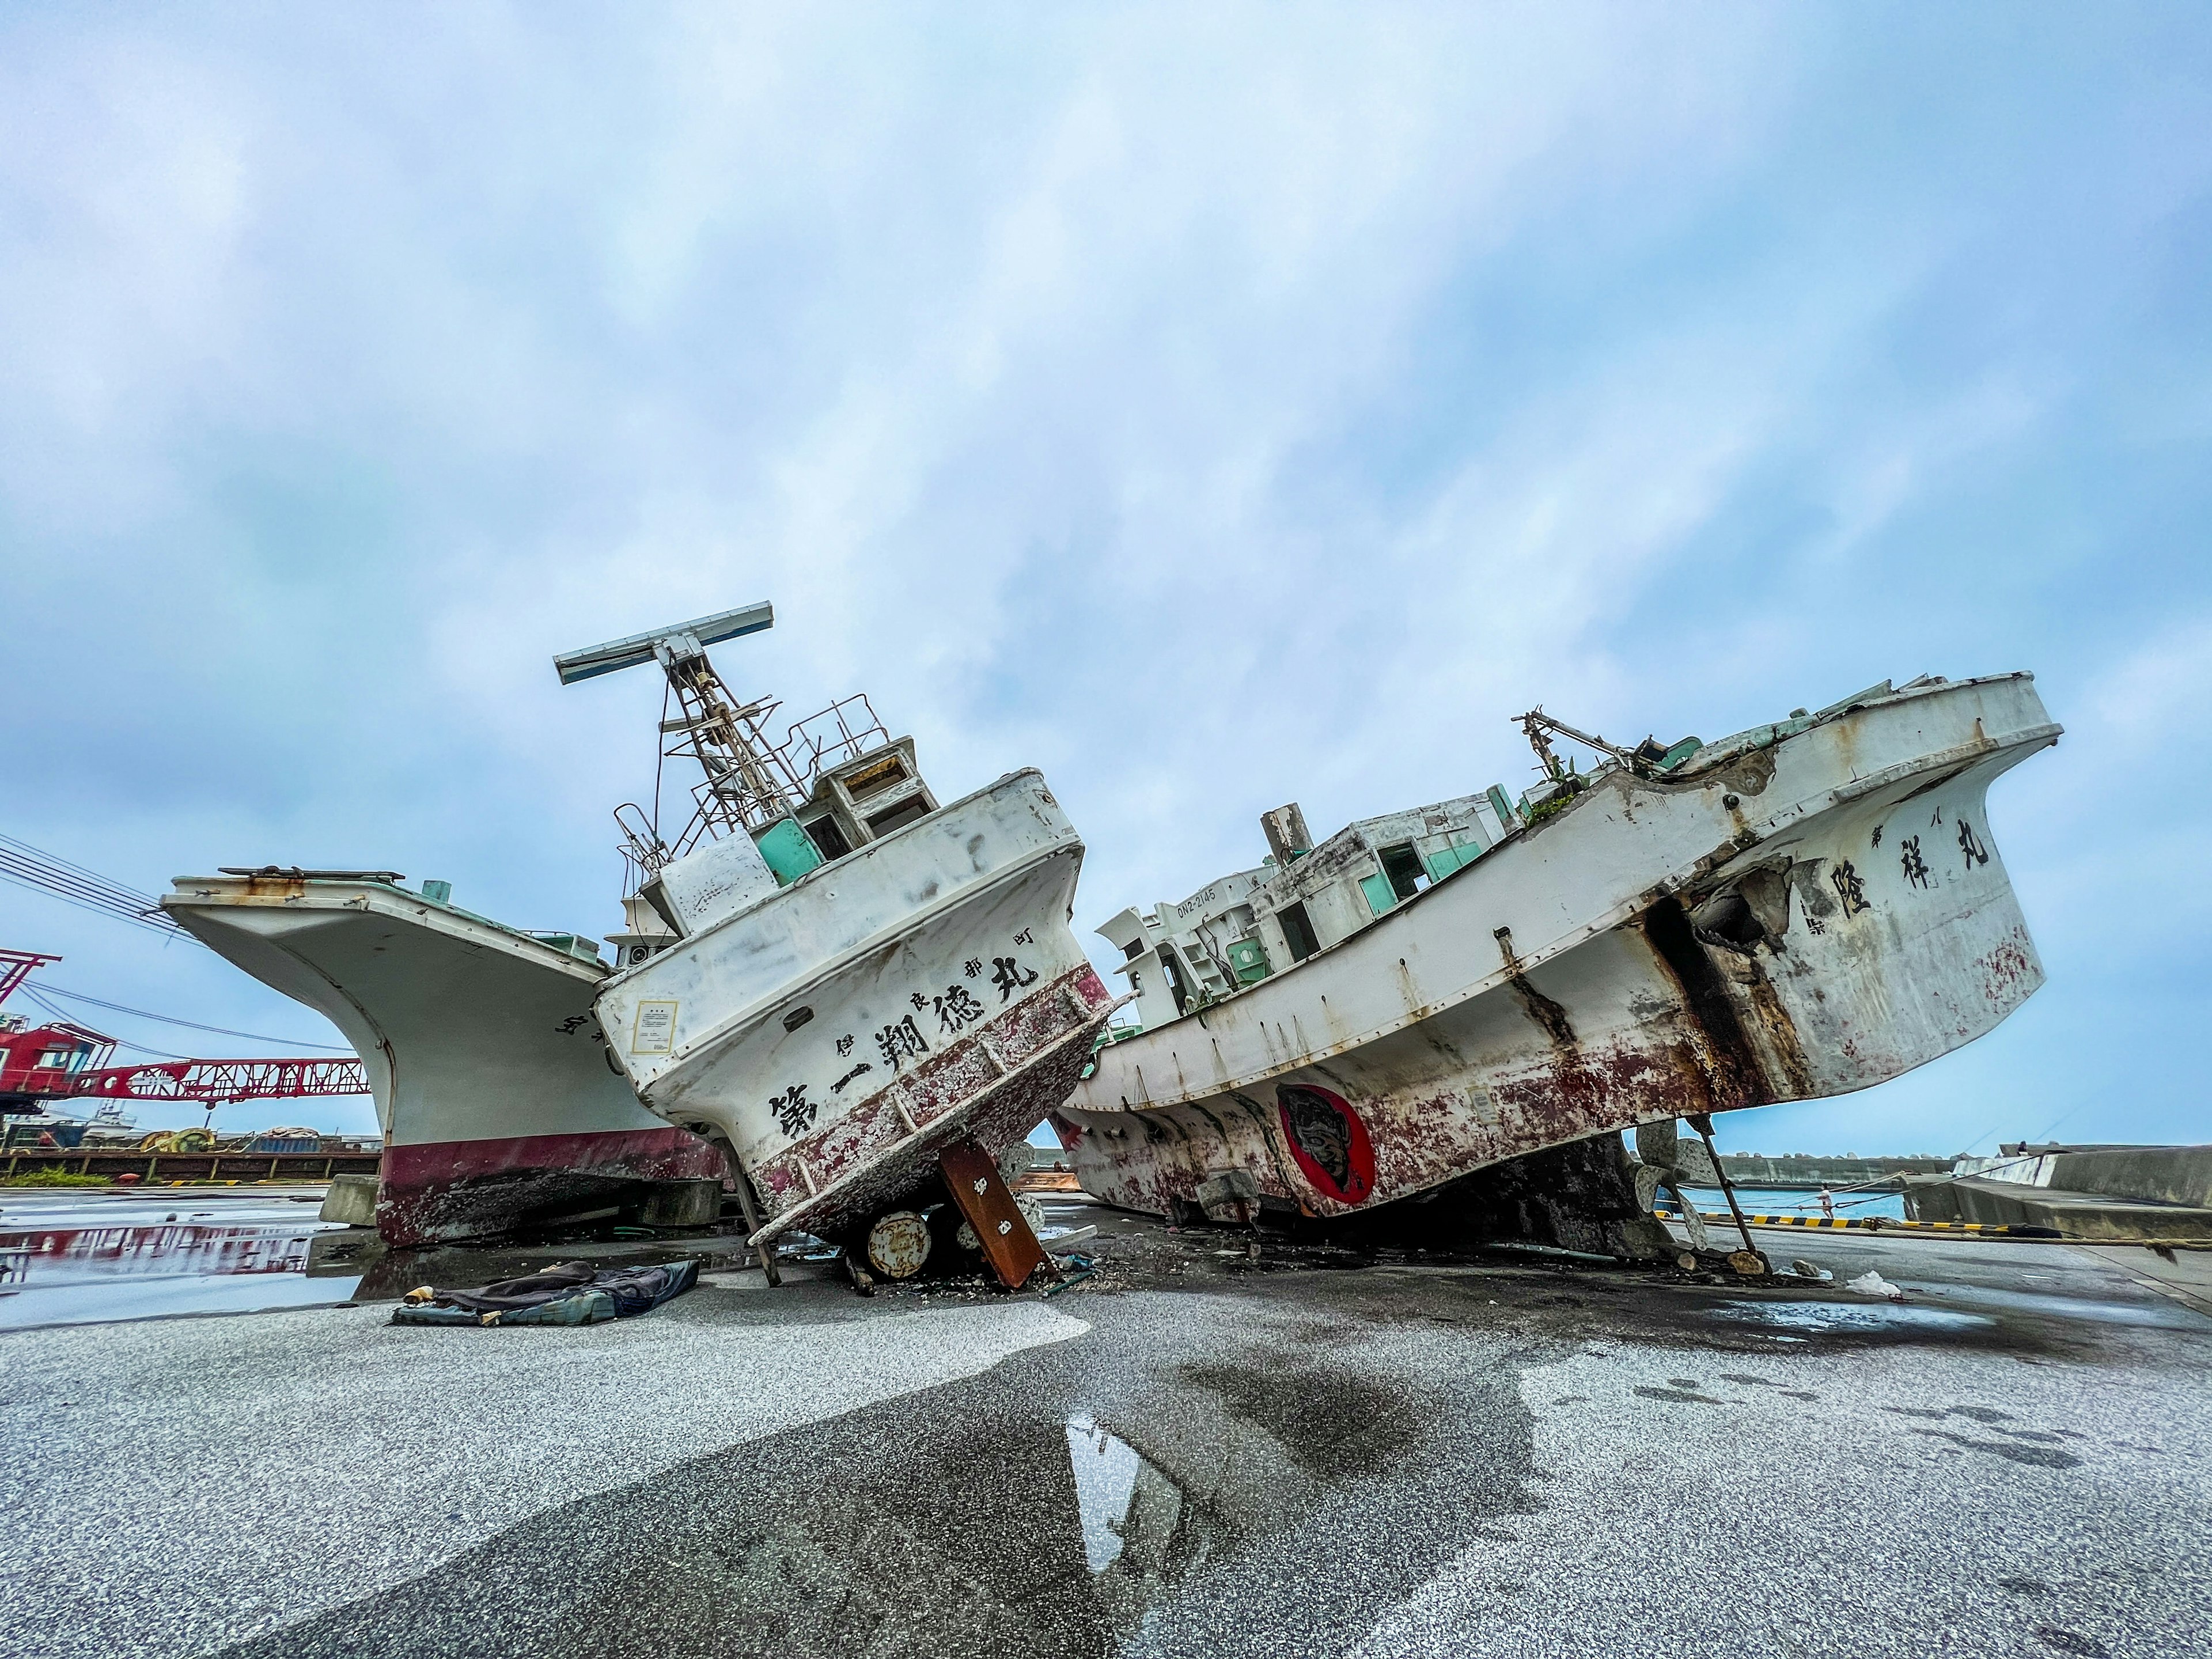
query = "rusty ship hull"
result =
(1053, 673, 2059, 1225)
(163, 873, 724, 1245)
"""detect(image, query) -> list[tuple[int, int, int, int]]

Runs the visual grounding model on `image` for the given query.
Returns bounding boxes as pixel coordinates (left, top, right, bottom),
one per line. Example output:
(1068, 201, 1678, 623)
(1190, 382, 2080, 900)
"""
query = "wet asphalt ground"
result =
(5, 1199, 2210, 1659)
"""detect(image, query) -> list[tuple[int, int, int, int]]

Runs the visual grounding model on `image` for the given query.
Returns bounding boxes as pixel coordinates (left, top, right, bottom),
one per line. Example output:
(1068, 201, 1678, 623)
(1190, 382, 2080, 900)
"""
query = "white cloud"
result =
(2085, 615, 2212, 752)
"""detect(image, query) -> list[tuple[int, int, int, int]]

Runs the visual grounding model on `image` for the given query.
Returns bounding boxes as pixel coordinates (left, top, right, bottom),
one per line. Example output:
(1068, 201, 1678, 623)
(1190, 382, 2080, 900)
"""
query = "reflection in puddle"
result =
(1064, 1412, 1215, 1638)
(1713, 1301, 1995, 1334)
(1068, 1414, 1145, 1573)
(0, 1195, 356, 1329)
(1067, 1414, 1202, 1576)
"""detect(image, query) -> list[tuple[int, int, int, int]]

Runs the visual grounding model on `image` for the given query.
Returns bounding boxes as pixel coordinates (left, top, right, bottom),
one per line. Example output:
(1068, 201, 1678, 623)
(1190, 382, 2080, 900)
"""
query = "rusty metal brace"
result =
(715, 1140, 781, 1287)
(1685, 1112, 1760, 1263)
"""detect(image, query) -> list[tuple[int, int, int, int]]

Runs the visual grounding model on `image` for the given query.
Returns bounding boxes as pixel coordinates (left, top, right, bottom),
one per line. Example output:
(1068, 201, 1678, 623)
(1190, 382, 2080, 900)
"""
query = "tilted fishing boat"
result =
(163, 871, 725, 1245)
(572, 604, 1118, 1286)
(1051, 673, 2058, 1231)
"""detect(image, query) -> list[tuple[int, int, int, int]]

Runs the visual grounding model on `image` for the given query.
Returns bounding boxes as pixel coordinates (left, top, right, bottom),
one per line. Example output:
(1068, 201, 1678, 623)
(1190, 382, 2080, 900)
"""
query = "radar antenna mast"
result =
(555, 601, 802, 872)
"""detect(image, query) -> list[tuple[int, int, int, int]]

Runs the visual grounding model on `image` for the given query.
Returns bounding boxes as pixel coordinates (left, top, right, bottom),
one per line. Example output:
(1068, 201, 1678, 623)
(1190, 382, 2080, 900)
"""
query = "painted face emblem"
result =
(1276, 1082, 1374, 1205)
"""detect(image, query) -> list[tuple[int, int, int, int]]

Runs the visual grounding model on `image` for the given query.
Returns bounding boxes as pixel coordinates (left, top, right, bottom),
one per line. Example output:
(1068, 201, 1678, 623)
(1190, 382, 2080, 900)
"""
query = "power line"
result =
(29, 983, 351, 1052)
(17, 987, 191, 1059)
(0, 832, 189, 940)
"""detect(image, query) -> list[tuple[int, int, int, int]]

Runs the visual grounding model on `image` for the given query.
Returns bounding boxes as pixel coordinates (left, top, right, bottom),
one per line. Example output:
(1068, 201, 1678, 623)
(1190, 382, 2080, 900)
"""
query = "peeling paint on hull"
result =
(1057, 674, 2058, 1225)
(377, 1126, 724, 1247)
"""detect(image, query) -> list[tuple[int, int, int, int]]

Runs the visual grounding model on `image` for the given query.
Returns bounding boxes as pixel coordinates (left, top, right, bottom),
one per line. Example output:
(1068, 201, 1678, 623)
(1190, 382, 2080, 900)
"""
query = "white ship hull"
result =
(163, 876, 723, 1245)
(1056, 674, 2059, 1222)
(597, 770, 1116, 1245)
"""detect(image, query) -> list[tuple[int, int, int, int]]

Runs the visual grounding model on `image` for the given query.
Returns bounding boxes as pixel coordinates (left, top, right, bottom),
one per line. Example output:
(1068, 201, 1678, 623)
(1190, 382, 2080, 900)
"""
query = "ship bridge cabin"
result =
(1102, 787, 1520, 1033)
(791, 734, 938, 866)
(632, 717, 945, 945)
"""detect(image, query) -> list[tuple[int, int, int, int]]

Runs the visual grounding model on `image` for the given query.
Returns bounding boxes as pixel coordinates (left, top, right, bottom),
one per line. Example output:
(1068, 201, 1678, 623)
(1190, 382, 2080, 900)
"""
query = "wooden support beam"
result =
(938, 1136, 1046, 1290)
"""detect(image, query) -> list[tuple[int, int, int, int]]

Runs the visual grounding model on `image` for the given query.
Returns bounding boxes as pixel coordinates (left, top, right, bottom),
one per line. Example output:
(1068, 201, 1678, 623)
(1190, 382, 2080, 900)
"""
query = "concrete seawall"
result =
(1906, 1143, 2212, 1238)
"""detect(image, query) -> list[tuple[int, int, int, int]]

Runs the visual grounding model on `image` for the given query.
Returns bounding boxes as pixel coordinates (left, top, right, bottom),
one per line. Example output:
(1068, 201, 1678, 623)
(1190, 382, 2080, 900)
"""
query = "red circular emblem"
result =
(1275, 1082, 1374, 1205)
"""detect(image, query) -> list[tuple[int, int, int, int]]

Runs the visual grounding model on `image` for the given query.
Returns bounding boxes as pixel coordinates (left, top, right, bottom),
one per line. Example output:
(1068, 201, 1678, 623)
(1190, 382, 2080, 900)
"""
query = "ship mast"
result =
(1516, 707, 1663, 782)
(654, 635, 796, 838)
(555, 601, 804, 876)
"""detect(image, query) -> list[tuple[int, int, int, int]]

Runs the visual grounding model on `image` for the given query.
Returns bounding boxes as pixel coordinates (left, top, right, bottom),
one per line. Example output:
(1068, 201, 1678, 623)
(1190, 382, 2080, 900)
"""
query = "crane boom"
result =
(66, 1056, 368, 1105)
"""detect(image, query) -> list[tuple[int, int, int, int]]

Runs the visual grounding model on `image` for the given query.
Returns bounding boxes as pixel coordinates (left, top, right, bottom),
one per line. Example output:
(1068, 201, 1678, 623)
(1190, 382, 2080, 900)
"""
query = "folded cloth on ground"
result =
(409, 1262, 597, 1313)
(391, 1259, 699, 1327)
(395, 1290, 621, 1327)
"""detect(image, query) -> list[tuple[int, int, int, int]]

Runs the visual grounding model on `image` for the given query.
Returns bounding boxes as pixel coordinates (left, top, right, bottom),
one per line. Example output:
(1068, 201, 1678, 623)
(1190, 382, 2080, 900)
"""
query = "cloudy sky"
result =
(3, 3, 2207, 1155)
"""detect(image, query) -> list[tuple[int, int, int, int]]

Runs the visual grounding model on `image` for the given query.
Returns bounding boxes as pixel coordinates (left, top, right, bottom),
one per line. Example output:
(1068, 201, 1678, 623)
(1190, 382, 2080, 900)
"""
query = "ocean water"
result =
(1675, 1184, 1908, 1221)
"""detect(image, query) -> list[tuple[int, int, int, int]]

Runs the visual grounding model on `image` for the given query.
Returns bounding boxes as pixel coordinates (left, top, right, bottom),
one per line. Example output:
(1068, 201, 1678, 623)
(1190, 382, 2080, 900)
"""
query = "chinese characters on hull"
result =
(1830, 860, 1870, 916)
(934, 984, 985, 1035)
(769, 1084, 816, 1137)
(768, 933, 1050, 1141)
(990, 956, 1038, 1003)
(876, 1015, 927, 1070)
(1899, 836, 1932, 888)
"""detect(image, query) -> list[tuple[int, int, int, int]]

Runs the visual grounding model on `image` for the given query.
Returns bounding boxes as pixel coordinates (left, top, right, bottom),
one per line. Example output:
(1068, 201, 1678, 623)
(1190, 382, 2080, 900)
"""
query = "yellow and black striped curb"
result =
(1654, 1208, 2050, 1236)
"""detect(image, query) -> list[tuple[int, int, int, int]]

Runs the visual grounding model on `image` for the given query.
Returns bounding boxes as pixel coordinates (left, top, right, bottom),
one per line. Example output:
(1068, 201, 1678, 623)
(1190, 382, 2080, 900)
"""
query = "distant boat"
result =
(0, 1099, 138, 1150)
(1054, 673, 2059, 1234)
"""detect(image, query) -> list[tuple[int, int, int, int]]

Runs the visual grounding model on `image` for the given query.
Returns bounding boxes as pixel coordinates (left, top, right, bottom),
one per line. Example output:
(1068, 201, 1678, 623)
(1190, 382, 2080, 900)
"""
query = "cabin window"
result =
(1423, 839, 1485, 882)
(1377, 842, 1426, 900)
(865, 797, 931, 837)
(1278, 902, 1320, 963)
(754, 818, 824, 886)
(842, 754, 910, 802)
(803, 815, 854, 862)
(1122, 938, 1146, 961)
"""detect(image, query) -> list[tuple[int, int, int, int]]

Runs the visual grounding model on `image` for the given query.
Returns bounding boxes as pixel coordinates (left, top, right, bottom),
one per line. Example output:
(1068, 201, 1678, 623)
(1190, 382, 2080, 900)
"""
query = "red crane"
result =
(0, 946, 368, 1110)
(67, 1055, 368, 1105)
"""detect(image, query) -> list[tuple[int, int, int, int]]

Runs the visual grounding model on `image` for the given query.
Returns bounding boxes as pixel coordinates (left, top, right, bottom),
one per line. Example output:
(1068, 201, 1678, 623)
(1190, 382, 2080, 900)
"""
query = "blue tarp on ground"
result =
(391, 1259, 699, 1327)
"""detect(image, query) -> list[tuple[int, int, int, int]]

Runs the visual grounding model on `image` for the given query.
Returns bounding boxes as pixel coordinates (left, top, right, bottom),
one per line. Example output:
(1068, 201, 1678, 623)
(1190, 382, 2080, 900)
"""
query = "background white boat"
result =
(1055, 673, 2059, 1228)
(164, 872, 722, 1244)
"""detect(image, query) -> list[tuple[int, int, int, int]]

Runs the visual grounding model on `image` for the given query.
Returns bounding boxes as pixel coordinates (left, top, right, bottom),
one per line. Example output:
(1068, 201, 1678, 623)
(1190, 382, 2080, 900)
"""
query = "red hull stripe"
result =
(382, 1126, 722, 1191)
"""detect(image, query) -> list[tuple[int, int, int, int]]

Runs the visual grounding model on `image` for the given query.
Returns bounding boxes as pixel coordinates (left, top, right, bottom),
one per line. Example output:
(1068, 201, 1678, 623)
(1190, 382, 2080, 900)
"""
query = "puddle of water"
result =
(0, 1193, 357, 1330)
(1711, 1301, 1995, 1334)
(1910, 1283, 2207, 1330)
(1062, 1411, 1218, 1636)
